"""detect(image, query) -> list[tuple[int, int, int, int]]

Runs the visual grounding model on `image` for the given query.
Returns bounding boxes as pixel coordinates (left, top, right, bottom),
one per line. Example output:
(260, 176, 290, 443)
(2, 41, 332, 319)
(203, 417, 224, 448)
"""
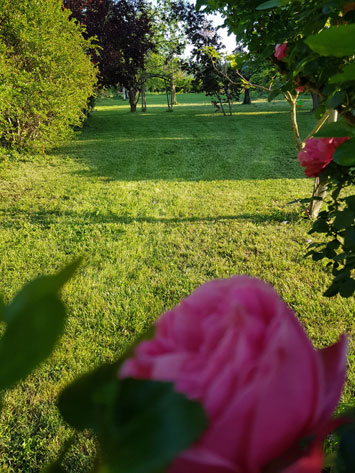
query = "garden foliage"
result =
(0, 0, 97, 153)
(199, 0, 355, 297)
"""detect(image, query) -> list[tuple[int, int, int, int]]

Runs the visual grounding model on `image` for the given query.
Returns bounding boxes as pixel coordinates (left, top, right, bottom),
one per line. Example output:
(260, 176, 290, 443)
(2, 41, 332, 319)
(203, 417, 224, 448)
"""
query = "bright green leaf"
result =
(305, 24, 355, 57)
(333, 138, 355, 166)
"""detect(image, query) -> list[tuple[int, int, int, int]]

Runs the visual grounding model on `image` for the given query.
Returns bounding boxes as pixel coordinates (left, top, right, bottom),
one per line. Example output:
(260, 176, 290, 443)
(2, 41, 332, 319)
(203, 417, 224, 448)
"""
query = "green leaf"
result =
(334, 210, 355, 230)
(58, 362, 121, 431)
(305, 24, 355, 57)
(268, 87, 282, 102)
(329, 91, 346, 109)
(339, 278, 355, 298)
(0, 260, 79, 391)
(256, 0, 281, 10)
(59, 368, 207, 473)
(333, 138, 355, 166)
(326, 239, 341, 250)
(313, 218, 329, 233)
(336, 421, 355, 471)
(315, 121, 354, 138)
(329, 62, 355, 83)
(312, 251, 324, 261)
(0, 297, 4, 322)
(324, 283, 339, 297)
(345, 196, 355, 211)
(345, 227, 355, 249)
(314, 103, 326, 120)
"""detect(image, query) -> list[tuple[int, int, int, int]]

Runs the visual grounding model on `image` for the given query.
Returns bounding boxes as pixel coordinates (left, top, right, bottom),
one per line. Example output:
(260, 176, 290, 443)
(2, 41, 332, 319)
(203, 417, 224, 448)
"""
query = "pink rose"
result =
(275, 43, 288, 60)
(298, 137, 350, 178)
(120, 276, 347, 473)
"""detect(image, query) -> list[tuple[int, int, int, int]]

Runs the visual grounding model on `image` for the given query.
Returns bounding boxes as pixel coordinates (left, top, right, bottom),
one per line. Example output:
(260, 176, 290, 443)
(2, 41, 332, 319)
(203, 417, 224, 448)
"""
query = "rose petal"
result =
(315, 335, 347, 422)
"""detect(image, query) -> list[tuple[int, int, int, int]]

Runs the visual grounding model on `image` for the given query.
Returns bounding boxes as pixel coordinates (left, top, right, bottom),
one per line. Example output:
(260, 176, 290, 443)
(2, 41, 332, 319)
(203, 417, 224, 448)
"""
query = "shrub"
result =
(0, 0, 98, 152)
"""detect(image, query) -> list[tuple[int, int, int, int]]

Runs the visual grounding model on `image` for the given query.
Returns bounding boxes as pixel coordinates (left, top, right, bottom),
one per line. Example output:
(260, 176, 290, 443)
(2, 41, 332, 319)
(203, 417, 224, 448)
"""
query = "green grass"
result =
(0, 93, 353, 472)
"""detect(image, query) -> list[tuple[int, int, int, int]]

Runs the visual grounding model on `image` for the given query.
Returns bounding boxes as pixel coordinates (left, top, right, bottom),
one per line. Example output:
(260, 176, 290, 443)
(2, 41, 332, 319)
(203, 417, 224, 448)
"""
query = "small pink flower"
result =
(120, 276, 347, 473)
(298, 137, 350, 178)
(275, 43, 288, 60)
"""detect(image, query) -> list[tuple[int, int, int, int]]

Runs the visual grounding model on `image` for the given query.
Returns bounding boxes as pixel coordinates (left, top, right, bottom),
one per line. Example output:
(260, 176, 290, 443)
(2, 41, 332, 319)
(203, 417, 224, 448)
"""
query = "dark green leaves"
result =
(330, 62, 355, 84)
(333, 138, 355, 166)
(256, 0, 281, 10)
(305, 24, 355, 57)
(336, 417, 355, 472)
(0, 260, 79, 391)
(334, 210, 355, 231)
(58, 364, 207, 473)
(328, 91, 346, 109)
(58, 361, 121, 431)
(315, 121, 354, 138)
(339, 279, 355, 298)
(256, 0, 291, 10)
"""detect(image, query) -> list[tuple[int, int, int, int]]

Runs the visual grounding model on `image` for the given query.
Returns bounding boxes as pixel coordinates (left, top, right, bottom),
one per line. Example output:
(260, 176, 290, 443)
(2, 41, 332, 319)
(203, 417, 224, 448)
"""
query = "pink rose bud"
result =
(120, 276, 347, 473)
(275, 43, 288, 60)
(298, 137, 350, 178)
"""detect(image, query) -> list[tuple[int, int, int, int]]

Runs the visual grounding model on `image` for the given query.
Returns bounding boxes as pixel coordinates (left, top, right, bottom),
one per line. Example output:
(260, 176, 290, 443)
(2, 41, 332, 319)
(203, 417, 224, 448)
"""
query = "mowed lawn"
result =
(0, 93, 353, 472)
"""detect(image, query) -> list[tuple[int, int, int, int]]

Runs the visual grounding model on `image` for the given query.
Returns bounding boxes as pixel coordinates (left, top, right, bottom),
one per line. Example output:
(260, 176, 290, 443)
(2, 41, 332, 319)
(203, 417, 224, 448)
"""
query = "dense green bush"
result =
(0, 0, 98, 153)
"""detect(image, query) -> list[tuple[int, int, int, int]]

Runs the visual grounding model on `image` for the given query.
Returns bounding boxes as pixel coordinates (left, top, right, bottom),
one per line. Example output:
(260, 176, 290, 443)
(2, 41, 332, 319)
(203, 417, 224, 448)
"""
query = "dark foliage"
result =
(64, 0, 156, 110)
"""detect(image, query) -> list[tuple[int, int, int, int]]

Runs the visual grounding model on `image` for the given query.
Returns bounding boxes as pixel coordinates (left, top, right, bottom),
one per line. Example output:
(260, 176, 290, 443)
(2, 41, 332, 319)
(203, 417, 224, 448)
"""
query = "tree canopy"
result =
(64, 0, 156, 111)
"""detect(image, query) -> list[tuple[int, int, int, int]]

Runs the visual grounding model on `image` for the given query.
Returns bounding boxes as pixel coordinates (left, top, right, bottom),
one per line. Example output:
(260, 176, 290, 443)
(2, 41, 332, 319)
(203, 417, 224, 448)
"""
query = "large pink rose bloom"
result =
(298, 137, 349, 178)
(120, 276, 347, 473)
(275, 43, 288, 60)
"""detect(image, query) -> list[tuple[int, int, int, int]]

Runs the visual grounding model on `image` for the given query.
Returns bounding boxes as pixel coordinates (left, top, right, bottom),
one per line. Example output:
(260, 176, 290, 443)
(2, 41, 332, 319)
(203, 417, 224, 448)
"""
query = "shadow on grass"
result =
(50, 99, 313, 182)
(0, 208, 303, 227)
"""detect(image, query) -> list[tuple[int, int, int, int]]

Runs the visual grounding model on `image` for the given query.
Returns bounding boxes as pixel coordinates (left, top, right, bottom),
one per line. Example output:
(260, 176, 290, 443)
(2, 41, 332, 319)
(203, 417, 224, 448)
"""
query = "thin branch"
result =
(209, 58, 271, 92)
(284, 91, 302, 151)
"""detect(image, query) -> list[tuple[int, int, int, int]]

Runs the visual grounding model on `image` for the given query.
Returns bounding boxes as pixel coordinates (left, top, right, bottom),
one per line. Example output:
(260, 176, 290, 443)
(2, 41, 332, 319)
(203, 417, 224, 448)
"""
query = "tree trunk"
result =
(171, 78, 177, 105)
(311, 92, 321, 112)
(243, 88, 251, 104)
(128, 88, 139, 112)
(309, 109, 338, 219)
(219, 98, 226, 116)
(165, 81, 173, 111)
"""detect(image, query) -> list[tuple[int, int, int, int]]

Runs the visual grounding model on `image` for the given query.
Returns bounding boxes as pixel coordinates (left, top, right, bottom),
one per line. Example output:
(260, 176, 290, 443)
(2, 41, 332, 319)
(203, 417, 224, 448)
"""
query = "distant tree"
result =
(0, 0, 97, 153)
(151, 0, 187, 104)
(64, 0, 155, 112)
(171, 0, 237, 106)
